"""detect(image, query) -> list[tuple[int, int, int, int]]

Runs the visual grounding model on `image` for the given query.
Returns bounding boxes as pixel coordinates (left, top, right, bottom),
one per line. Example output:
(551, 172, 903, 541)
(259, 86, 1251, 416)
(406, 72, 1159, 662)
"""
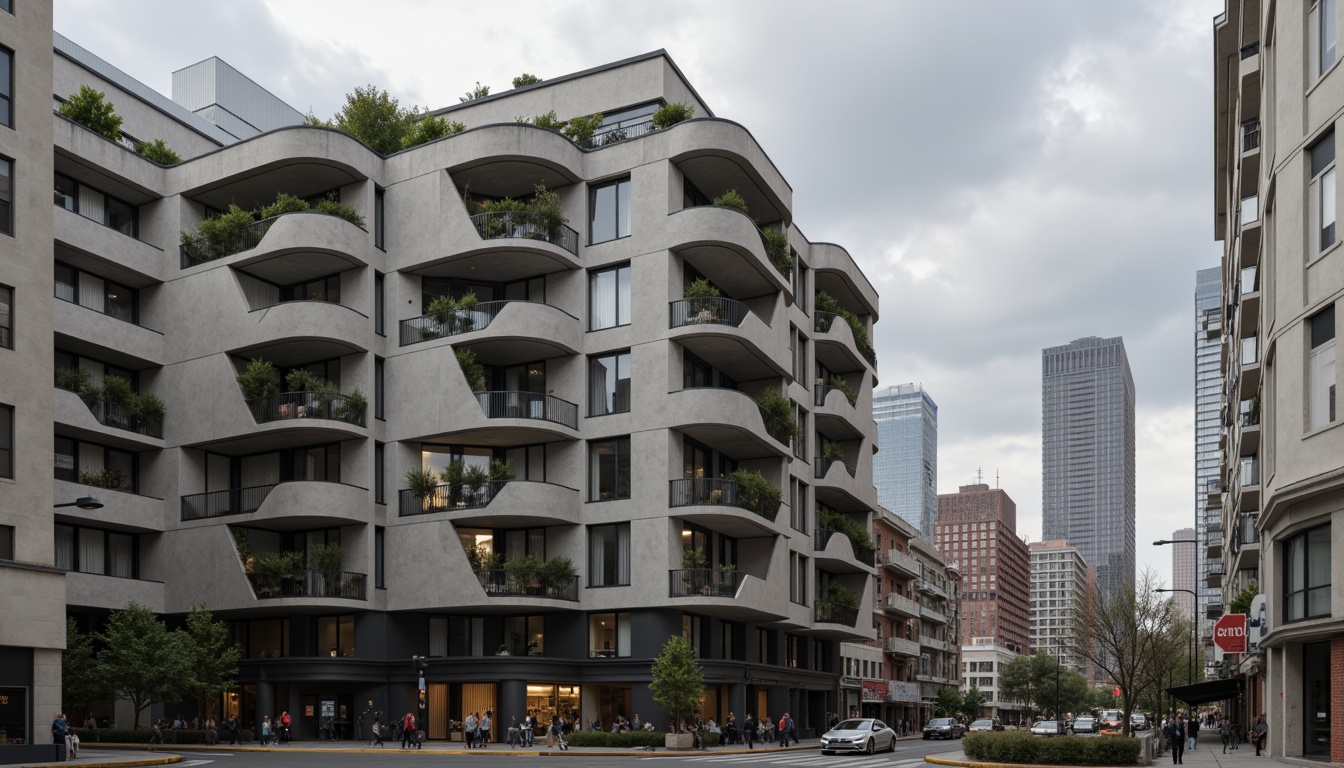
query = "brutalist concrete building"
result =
(0, 14, 883, 745)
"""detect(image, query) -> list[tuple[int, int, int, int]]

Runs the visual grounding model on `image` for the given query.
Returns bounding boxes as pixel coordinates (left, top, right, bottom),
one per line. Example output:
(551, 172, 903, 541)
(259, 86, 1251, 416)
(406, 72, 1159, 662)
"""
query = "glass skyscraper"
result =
(1041, 336, 1136, 598)
(873, 384, 937, 540)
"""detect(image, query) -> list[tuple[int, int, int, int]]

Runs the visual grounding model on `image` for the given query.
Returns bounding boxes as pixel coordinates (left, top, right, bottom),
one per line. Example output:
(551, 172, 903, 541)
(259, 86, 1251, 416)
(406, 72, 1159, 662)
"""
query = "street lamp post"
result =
(1153, 537, 1201, 680)
(53, 496, 104, 510)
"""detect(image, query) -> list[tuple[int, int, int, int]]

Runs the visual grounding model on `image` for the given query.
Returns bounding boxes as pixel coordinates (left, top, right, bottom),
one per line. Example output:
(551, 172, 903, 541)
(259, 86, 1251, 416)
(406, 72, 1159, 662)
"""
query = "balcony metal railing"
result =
(668, 568, 745, 598)
(1239, 41, 1260, 59)
(1240, 399, 1260, 427)
(1242, 119, 1261, 152)
(473, 568, 579, 601)
(586, 118, 658, 148)
(181, 483, 278, 521)
(814, 456, 855, 479)
(1236, 514, 1260, 549)
(69, 393, 164, 438)
(814, 384, 835, 407)
(247, 570, 367, 600)
(398, 300, 516, 346)
(759, 408, 795, 447)
(245, 390, 366, 427)
(668, 297, 751, 329)
(668, 477, 781, 522)
(475, 391, 578, 429)
(468, 211, 580, 256)
(814, 603, 859, 627)
(399, 479, 512, 516)
(814, 310, 838, 333)
(180, 217, 277, 268)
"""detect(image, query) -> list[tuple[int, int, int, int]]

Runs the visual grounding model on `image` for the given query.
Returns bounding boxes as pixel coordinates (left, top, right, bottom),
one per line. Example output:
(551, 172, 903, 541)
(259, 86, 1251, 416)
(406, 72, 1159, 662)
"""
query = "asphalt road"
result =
(160, 737, 967, 768)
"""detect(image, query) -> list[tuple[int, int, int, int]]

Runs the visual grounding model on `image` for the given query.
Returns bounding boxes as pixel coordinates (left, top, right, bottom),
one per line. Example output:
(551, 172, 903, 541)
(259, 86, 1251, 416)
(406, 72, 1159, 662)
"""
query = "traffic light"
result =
(418, 678, 426, 710)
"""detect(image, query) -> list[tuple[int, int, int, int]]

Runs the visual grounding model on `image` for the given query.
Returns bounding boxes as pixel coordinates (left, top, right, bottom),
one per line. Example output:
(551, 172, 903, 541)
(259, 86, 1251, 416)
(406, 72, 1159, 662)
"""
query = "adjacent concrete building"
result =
(1, 22, 887, 746)
(934, 484, 1029, 654)
(960, 639, 1026, 725)
(1214, 1, 1343, 759)
(1027, 540, 1095, 681)
(873, 384, 937, 540)
(1041, 336, 1136, 598)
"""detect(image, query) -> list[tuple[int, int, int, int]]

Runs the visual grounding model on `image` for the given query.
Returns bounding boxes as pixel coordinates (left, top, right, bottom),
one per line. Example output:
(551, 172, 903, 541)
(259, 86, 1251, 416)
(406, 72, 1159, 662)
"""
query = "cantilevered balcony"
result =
(815, 527, 875, 566)
(883, 591, 921, 619)
(882, 548, 921, 578)
(669, 568, 745, 598)
(247, 570, 367, 600)
(668, 477, 781, 523)
(886, 636, 920, 657)
(469, 211, 579, 256)
(400, 300, 508, 346)
(475, 391, 578, 430)
(181, 484, 277, 521)
(473, 568, 579, 601)
(246, 391, 367, 427)
(814, 603, 859, 627)
(179, 211, 366, 269)
(668, 297, 752, 328)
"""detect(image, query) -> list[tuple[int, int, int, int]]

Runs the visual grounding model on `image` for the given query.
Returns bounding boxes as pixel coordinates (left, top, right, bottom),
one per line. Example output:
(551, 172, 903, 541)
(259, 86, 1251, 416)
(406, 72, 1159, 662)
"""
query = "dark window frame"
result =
(374, 271, 385, 335)
(589, 177, 632, 245)
(0, 282, 11, 350)
(0, 45, 11, 128)
(54, 435, 138, 492)
(588, 436, 631, 501)
(0, 155, 12, 237)
(374, 356, 385, 420)
(588, 263, 631, 331)
(588, 350, 631, 416)
(0, 402, 11, 479)
(54, 260, 139, 325)
(53, 172, 140, 238)
(1283, 523, 1332, 623)
(374, 526, 386, 589)
(374, 441, 385, 504)
(53, 522, 140, 579)
(587, 523, 631, 587)
(0, 523, 13, 560)
(374, 187, 385, 250)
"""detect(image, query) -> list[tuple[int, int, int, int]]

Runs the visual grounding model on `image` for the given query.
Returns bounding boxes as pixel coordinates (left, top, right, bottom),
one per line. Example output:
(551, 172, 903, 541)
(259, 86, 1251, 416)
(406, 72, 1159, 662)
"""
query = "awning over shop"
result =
(1166, 677, 1243, 706)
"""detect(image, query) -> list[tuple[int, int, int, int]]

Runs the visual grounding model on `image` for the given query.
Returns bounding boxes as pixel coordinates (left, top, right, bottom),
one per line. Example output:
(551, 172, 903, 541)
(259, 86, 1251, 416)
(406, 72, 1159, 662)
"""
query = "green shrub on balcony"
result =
(258, 193, 311, 220)
(563, 113, 604, 148)
(405, 469, 440, 500)
(531, 110, 567, 131)
(425, 292, 480, 335)
(528, 183, 566, 241)
(711, 189, 749, 215)
(130, 392, 166, 428)
(182, 204, 256, 264)
(828, 375, 858, 406)
(236, 358, 281, 400)
(759, 226, 793, 273)
(308, 543, 345, 574)
(681, 547, 709, 569)
(814, 290, 876, 367)
(754, 388, 802, 440)
(541, 556, 577, 592)
(60, 85, 123, 141)
(456, 348, 487, 393)
(134, 138, 182, 165)
(314, 194, 365, 227)
(652, 102, 695, 128)
(822, 440, 845, 463)
(504, 553, 543, 588)
(818, 581, 860, 620)
(79, 467, 129, 490)
(725, 469, 782, 514)
(56, 367, 96, 402)
(819, 509, 875, 553)
(402, 115, 466, 149)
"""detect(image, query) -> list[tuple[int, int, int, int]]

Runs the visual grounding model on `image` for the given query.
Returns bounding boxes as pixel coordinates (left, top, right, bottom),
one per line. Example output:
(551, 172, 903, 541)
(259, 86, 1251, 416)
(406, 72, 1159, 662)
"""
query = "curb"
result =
(80, 742, 822, 757)
(21, 755, 182, 768)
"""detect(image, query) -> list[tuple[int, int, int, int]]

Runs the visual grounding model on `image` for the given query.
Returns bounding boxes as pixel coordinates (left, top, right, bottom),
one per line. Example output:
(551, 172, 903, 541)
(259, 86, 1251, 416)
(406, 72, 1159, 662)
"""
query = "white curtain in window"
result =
(616, 523, 630, 584)
(78, 443, 105, 476)
(589, 526, 606, 584)
(108, 533, 133, 578)
(79, 528, 105, 574)
(78, 274, 105, 313)
(590, 270, 616, 330)
(616, 613, 632, 656)
(78, 185, 106, 226)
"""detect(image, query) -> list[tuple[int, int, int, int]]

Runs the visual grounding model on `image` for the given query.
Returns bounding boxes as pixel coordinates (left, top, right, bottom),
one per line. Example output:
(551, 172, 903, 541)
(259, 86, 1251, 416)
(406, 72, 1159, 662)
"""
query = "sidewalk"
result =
(1, 748, 180, 768)
(926, 728, 1298, 768)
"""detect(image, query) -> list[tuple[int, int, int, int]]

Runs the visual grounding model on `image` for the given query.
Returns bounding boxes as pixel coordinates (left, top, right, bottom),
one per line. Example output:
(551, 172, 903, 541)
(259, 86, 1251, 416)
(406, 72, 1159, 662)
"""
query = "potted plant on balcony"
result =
(681, 548, 708, 594)
(758, 225, 792, 273)
(405, 469, 441, 511)
(456, 348, 487, 393)
(711, 189, 748, 215)
(309, 543, 345, 597)
(462, 463, 490, 506)
(236, 358, 280, 405)
(440, 461, 466, 507)
(541, 556, 577, 598)
(504, 554, 544, 595)
(716, 562, 738, 596)
(333, 388, 367, 424)
(130, 392, 166, 431)
(817, 581, 859, 623)
(684, 277, 721, 323)
(754, 388, 802, 443)
(822, 440, 845, 464)
(725, 468, 781, 515)
(562, 113, 603, 149)
(526, 183, 567, 243)
(488, 459, 514, 482)
(651, 102, 696, 129)
(827, 374, 858, 407)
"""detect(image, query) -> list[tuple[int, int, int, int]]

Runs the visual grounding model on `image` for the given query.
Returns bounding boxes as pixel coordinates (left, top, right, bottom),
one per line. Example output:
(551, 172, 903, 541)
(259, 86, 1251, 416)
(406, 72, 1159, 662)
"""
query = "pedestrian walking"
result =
(744, 714, 757, 749)
(400, 713, 416, 749)
(1167, 716, 1186, 764)
(1189, 714, 1200, 750)
(370, 716, 385, 747)
(1251, 714, 1267, 756)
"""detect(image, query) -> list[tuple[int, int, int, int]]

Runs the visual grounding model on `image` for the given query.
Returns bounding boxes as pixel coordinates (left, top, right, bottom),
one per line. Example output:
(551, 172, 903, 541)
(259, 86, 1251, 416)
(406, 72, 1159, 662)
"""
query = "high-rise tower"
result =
(873, 384, 937, 540)
(1193, 267, 1222, 646)
(1041, 336, 1136, 597)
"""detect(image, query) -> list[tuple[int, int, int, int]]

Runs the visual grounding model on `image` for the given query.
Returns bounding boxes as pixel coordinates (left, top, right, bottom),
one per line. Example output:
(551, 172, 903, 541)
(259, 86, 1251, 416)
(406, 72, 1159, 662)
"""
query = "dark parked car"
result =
(923, 718, 965, 740)
(969, 718, 1005, 732)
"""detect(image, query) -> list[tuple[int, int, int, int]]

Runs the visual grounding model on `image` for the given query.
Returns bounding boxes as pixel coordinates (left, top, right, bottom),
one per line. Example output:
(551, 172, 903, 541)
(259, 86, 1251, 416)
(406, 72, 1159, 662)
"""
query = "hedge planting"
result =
(962, 732, 1141, 765)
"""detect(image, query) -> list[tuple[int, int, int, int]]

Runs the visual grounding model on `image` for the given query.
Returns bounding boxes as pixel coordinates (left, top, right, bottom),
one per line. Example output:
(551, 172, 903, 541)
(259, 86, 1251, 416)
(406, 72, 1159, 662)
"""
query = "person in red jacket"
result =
(401, 713, 416, 749)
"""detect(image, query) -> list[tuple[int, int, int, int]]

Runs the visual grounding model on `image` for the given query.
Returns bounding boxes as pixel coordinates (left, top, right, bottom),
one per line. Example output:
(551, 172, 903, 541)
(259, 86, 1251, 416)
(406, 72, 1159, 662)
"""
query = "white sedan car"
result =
(820, 718, 898, 755)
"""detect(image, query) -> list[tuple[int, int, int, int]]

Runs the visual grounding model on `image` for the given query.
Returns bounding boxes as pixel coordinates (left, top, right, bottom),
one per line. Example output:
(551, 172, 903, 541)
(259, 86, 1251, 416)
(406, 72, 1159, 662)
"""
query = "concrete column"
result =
(632, 683, 663, 731)
(255, 681, 274, 736)
(499, 679, 526, 737)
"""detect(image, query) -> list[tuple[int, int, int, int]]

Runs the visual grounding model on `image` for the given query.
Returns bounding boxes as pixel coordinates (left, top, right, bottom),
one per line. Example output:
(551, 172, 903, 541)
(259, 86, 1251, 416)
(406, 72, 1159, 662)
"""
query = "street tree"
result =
(999, 652, 1056, 718)
(178, 605, 241, 721)
(961, 687, 986, 719)
(61, 618, 108, 717)
(97, 602, 190, 728)
(1071, 568, 1179, 736)
(649, 635, 703, 733)
(934, 686, 962, 718)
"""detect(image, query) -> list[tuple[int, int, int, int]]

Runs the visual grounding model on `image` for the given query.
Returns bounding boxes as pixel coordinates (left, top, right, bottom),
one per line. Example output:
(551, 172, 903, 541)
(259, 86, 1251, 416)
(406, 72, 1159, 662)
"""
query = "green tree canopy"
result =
(96, 603, 190, 728)
(179, 604, 241, 721)
(512, 73, 542, 89)
(333, 85, 416, 154)
(60, 85, 123, 141)
(934, 686, 962, 718)
(649, 635, 704, 733)
(961, 687, 986, 719)
(62, 618, 108, 716)
(460, 82, 491, 102)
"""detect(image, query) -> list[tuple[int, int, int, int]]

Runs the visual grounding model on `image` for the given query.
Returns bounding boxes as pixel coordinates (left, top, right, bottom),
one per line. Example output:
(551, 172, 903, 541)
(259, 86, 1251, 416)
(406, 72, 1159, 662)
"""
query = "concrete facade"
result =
(1028, 540, 1096, 682)
(1214, 0, 1344, 760)
(1040, 336, 1136, 598)
(934, 484, 1030, 654)
(959, 640, 1026, 725)
(1, 32, 888, 743)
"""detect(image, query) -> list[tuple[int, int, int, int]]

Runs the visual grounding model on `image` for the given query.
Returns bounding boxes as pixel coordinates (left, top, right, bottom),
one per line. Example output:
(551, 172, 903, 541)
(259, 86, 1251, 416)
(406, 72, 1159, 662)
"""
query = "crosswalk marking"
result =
(176, 761, 216, 767)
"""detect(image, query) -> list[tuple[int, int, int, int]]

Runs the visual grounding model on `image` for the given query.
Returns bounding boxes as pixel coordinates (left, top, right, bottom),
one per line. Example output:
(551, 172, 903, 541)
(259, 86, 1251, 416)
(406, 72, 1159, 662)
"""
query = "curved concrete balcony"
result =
(665, 388, 794, 461)
(653, 119, 792, 224)
(54, 299, 164, 367)
(398, 479, 580, 528)
(180, 211, 369, 275)
(247, 570, 367, 601)
(809, 242, 879, 321)
(813, 385, 866, 442)
(239, 300, 370, 358)
(476, 391, 578, 429)
(66, 571, 166, 613)
(411, 224, 583, 281)
(668, 298, 788, 382)
(668, 478, 781, 536)
(665, 569, 781, 621)
(813, 527, 875, 574)
(474, 568, 578, 602)
(812, 603, 861, 639)
(55, 478, 165, 533)
(54, 113, 168, 199)
(402, 300, 581, 364)
(469, 211, 579, 256)
(246, 390, 367, 428)
(179, 479, 369, 529)
(814, 457, 872, 514)
(54, 387, 165, 450)
(813, 311, 876, 373)
(667, 207, 792, 303)
(55, 206, 164, 284)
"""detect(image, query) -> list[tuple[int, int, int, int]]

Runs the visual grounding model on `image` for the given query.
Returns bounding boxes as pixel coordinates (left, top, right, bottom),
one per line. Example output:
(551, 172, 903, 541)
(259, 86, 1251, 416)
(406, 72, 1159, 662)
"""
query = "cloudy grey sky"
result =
(54, 0, 1224, 585)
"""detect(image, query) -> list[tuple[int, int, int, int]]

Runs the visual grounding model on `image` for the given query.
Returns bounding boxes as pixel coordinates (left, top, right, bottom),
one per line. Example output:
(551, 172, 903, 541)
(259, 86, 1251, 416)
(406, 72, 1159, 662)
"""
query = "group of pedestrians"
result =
(734, 712, 796, 749)
(1165, 711, 1269, 762)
